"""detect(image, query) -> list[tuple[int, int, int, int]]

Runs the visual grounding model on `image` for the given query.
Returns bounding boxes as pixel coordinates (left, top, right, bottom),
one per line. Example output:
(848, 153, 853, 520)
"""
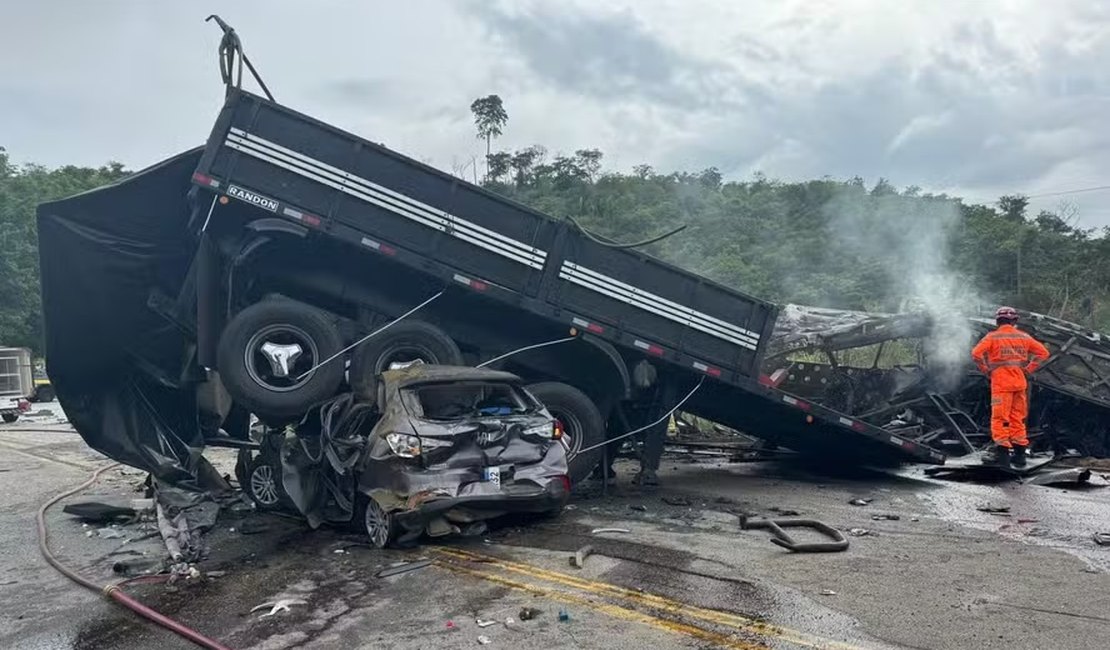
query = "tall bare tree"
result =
(470, 95, 508, 179)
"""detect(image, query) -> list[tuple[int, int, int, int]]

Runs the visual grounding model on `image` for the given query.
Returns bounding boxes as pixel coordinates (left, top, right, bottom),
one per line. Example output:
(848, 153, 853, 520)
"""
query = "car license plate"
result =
(482, 467, 501, 488)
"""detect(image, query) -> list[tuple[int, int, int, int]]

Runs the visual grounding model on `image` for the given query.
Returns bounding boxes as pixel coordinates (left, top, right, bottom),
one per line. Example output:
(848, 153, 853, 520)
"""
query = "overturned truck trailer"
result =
(36, 79, 945, 499)
(766, 305, 1110, 458)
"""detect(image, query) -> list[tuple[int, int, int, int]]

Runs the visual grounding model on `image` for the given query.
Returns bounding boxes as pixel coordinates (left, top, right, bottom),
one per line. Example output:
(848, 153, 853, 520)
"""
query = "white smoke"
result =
(821, 188, 986, 390)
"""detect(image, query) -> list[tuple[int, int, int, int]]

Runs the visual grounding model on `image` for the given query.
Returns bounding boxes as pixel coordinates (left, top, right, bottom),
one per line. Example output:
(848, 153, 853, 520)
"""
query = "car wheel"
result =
(526, 382, 605, 485)
(1, 413, 18, 424)
(361, 496, 397, 549)
(246, 456, 287, 510)
(218, 300, 344, 418)
(349, 320, 462, 403)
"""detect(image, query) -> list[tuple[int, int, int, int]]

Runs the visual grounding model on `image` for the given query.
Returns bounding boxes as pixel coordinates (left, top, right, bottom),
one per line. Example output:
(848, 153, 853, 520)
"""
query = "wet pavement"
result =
(2, 410, 1110, 649)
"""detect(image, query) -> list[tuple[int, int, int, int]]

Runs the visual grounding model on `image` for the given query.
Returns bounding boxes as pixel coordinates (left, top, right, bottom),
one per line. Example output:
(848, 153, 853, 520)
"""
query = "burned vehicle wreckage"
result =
(766, 305, 1110, 460)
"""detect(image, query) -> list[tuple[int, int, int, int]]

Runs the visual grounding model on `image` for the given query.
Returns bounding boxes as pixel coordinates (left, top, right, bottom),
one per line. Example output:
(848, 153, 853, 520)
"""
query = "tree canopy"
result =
(0, 148, 128, 353)
(2, 131, 1108, 357)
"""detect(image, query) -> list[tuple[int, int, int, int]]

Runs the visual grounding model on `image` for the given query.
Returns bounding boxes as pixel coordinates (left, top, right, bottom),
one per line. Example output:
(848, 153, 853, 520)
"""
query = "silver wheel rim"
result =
(250, 464, 281, 506)
(244, 324, 320, 393)
(364, 499, 391, 548)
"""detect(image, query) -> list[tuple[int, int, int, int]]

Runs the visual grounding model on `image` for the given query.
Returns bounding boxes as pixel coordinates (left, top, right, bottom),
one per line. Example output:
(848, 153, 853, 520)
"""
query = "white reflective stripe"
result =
(572, 317, 590, 328)
(839, 417, 853, 426)
(889, 436, 904, 446)
(558, 267, 759, 350)
(559, 269, 757, 351)
(564, 262, 760, 341)
(562, 262, 760, 345)
(453, 274, 471, 285)
(229, 130, 548, 263)
(783, 395, 798, 405)
(226, 139, 543, 268)
(633, 340, 650, 349)
(692, 362, 709, 371)
(225, 131, 546, 269)
(360, 237, 381, 250)
(283, 207, 304, 220)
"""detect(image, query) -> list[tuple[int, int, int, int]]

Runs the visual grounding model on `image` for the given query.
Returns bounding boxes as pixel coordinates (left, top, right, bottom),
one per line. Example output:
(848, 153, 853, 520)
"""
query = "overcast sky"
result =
(3, 1, 1109, 226)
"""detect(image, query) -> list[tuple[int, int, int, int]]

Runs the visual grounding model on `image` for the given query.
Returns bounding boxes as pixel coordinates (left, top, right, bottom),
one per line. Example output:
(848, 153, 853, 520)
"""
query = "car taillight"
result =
(553, 420, 564, 440)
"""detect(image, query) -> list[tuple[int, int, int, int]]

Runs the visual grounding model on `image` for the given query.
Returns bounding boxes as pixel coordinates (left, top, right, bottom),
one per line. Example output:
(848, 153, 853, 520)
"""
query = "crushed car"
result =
(241, 365, 570, 547)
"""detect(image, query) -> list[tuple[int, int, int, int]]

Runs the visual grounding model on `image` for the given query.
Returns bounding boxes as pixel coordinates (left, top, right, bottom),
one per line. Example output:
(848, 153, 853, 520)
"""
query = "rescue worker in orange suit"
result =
(971, 307, 1049, 466)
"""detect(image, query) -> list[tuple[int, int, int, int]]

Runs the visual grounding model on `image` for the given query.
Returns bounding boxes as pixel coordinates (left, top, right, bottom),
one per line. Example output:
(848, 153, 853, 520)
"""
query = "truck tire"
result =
(527, 382, 605, 485)
(1, 413, 17, 424)
(218, 300, 344, 418)
(349, 320, 462, 403)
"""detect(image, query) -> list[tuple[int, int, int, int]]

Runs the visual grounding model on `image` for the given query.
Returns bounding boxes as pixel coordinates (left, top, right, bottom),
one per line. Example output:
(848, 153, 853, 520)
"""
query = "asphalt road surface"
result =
(2, 406, 1109, 649)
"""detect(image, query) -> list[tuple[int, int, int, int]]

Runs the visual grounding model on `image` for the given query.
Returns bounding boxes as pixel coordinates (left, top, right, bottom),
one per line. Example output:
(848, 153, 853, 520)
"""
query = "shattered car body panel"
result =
(278, 365, 569, 540)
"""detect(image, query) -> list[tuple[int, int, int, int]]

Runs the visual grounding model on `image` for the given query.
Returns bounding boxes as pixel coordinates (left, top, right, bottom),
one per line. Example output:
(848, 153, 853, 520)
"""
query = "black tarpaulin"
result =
(36, 148, 210, 486)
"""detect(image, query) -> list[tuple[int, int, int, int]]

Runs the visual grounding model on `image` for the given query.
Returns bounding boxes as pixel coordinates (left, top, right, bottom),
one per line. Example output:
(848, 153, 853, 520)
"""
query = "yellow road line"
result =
(436, 559, 767, 649)
(435, 546, 866, 650)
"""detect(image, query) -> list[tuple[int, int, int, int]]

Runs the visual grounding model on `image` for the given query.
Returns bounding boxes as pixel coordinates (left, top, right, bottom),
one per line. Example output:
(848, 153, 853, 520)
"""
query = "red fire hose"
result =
(36, 463, 233, 650)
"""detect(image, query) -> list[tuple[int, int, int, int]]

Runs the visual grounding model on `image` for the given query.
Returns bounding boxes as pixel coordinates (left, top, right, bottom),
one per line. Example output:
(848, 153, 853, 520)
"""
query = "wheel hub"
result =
(260, 342, 304, 378)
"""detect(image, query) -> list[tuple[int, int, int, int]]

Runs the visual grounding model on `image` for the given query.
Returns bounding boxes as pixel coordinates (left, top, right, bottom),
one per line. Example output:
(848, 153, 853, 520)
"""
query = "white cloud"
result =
(2, 0, 1108, 225)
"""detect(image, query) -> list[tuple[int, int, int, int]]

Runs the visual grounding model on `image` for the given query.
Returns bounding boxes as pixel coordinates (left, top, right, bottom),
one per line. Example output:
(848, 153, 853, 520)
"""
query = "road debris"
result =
(376, 559, 433, 578)
(251, 598, 307, 618)
(63, 502, 136, 523)
(977, 504, 1010, 513)
(1026, 468, 1095, 487)
(849, 498, 873, 506)
(847, 528, 875, 537)
(519, 607, 541, 621)
(570, 545, 594, 569)
(820, 589, 837, 596)
(740, 516, 849, 552)
(559, 609, 570, 622)
(591, 527, 630, 535)
(477, 635, 491, 645)
(446, 620, 458, 631)
(871, 514, 901, 521)
(769, 507, 801, 516)
(96, 527, 125, 539)
(1093, 532, 1110, 546)
(629, 504, 648, 512)
(661, 495, 692, 506)
(476, 619, 497, 628)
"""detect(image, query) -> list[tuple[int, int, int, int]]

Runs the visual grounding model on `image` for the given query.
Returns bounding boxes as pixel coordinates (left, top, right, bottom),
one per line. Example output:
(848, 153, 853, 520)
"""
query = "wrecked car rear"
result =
(275, 365, 569, 547)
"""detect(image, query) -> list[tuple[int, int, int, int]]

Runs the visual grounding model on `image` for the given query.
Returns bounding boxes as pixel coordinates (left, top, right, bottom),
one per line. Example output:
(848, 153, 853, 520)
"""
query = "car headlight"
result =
(386, 433, 421, 458)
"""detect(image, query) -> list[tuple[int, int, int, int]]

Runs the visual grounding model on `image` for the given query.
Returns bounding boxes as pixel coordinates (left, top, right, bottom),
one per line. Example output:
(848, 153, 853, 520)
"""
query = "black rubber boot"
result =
(981, 444, 1012, 465)
(1011, 445, 1028, 468)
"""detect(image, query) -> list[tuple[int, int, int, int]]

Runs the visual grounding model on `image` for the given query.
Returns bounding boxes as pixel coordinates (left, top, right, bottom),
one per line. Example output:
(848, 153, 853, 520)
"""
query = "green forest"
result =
(3, 132, 1109, 355)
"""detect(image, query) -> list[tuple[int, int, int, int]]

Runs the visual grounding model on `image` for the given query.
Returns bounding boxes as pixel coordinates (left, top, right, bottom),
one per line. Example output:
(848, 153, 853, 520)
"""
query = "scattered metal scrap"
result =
(251, 598, 307, 618)
(375, 559, 433, 578)
(739, 515, 850, 553)
(1026, 468, 1095, 487)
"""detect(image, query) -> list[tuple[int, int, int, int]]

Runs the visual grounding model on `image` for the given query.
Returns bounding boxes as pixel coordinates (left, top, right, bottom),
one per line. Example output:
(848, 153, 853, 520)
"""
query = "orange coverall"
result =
(970, 324, 1049, 448)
